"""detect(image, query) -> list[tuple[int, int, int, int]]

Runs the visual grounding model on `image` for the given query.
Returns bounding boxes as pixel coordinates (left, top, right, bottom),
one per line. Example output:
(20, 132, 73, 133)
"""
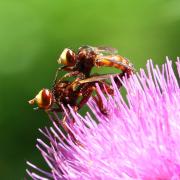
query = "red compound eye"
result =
(41, 89, 53, 109)
(58, 48, 76, 66)
(66, 49, 76, 66)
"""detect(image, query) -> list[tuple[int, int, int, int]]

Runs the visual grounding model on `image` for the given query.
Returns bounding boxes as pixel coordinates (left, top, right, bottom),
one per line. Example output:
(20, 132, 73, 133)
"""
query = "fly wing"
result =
(78, 45, 118, 55)
(78, 73, 119, 84)
(94, 46, 118, 55)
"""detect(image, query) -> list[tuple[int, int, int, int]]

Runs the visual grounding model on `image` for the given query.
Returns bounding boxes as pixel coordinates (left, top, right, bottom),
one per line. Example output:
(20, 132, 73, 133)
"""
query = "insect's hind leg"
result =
(114, 68, 133, 89)
(93, 87, 109, 116)
(76, 85, 95, 111)
(61, 115, 83, 146)
(77, 82, 113, 116)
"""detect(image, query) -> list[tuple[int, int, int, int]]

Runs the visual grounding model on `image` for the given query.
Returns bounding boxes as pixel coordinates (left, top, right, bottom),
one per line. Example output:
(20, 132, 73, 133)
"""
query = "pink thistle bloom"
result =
(27, 59, 180, 180)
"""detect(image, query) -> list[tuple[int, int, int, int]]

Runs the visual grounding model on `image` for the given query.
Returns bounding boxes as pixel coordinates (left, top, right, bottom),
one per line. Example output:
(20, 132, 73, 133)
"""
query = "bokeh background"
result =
(0, 0, 180, 179)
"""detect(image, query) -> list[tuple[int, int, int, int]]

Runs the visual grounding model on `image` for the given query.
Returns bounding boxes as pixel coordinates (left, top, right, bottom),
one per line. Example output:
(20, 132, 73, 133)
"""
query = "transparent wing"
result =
(94, 46, 118, 55)
(79, 45, 118, 55)
(78, 73, 119, 84)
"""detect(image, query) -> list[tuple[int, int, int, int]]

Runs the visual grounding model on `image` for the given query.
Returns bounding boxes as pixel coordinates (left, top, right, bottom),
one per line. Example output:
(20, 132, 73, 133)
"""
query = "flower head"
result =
(27, 59, 180, 179)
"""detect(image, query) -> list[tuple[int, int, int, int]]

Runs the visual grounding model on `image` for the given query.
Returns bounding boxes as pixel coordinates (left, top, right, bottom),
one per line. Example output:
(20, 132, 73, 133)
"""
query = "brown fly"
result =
(28, 73, 119, 143)
(29, 45, 135, 144)
(55, 45, 135, 82)
(28, 73, 119, 114)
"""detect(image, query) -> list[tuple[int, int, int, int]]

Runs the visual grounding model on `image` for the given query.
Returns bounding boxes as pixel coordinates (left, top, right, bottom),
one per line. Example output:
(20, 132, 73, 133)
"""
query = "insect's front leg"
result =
(61, 71, 86, 80)
(93, 86, 109, 115)
(61, 72, 86, 92)
(53, 67, 64, 84)
(53, 66, 74, 84)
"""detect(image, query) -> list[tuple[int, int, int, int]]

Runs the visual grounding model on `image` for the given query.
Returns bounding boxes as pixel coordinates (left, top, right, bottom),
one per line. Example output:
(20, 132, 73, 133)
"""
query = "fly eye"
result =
(34, 89, 52, 109)
(66, 49, 76, 65)
(57, 48, 76, 66)
(57, 48, 69, 65)
(41, 89, 51, 103)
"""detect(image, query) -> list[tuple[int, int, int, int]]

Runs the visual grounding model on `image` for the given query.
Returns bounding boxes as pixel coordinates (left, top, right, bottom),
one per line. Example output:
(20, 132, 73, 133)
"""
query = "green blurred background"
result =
(0, 0, 179, 179)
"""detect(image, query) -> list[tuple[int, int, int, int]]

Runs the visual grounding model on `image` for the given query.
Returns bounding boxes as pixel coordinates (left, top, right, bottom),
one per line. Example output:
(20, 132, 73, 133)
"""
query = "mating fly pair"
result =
(29, 46, 134, 120)
(28, 46, 134, 142)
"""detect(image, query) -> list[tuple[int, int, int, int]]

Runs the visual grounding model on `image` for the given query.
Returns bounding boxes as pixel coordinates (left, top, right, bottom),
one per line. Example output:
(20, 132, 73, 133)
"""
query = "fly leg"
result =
(45, 107, 63, 113)
(77, 83, 110, 116)
(93, 81, 116, 115)
(92, 93, 107, 115)
(53, 66, 74, 85)
(61, 115, 83, 146)
(60, 71, 86, 81)
(76, 84, 95, 111)
(114, 71, 126, 89)
(114, 68, 133, 89)
(98, 81, 114, 95)
(92, 86, 109, 115)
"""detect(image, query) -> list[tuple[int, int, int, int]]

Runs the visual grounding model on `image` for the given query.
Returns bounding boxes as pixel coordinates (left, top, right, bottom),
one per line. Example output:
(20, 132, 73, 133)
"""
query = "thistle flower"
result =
(27, 59, 180, 180)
